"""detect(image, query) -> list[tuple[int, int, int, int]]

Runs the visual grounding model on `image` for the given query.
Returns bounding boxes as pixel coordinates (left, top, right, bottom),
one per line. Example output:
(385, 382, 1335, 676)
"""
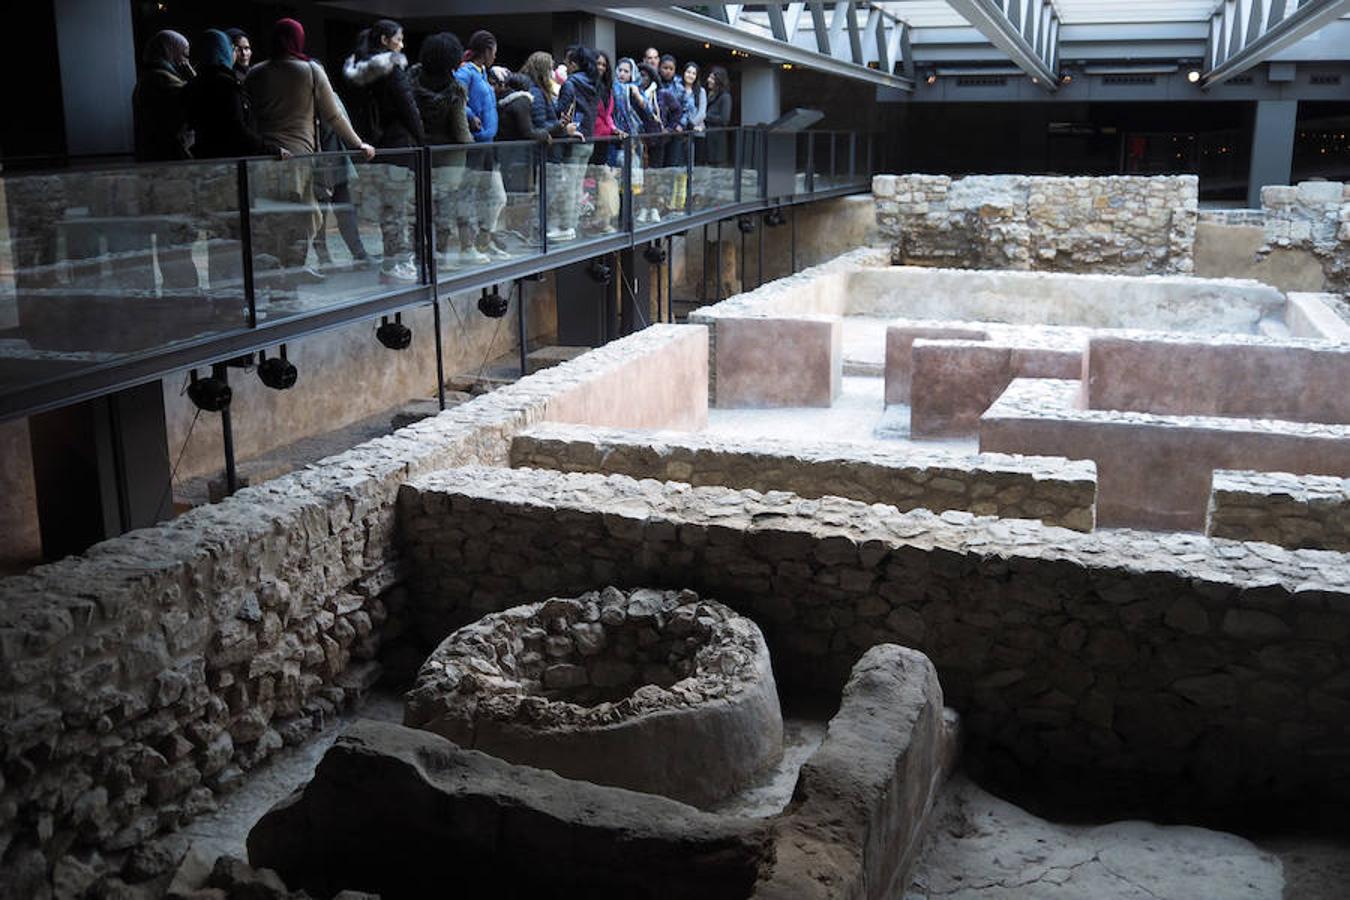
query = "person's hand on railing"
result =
(278, 148, 293, 160)
(564, 122, 580, 138)
(358, 143, 376, 161)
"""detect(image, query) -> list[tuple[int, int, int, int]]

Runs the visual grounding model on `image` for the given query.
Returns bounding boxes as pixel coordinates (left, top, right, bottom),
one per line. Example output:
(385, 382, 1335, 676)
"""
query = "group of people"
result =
(131, 18, 736, 287)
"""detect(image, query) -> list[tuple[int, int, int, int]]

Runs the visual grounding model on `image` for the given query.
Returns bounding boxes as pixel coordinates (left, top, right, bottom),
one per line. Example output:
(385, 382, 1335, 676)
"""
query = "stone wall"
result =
(399, 465, 1350, 813)
(509, 423, 1097, 531)
(1208, 469, 1350, 552)
(980, 378, 1350, 532)
(1260, 181, 1350, 293)
(0, 324, 707, 887)
(873, 174, 1197, 275)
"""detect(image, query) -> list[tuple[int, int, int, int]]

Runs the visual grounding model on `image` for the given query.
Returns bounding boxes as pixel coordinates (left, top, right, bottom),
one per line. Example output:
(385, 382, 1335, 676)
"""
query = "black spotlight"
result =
(187, 365, 232, 412)
(587, 258, 613, 284)
(643, 242, 667, 265)
(257, 345, 298, 390)
(376, 313, 413, 350)
(765, 208, 786, 227)
(736, 216, 755, 234)
(477, 286, 509, 318)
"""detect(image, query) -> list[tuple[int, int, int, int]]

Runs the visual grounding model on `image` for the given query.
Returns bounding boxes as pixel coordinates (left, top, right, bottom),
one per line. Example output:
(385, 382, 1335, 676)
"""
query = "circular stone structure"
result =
(404, 587, 784, 808)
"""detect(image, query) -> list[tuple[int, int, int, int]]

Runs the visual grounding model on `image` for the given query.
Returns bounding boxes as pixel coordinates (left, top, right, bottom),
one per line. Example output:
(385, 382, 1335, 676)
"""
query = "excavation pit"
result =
(403, 587, 785, 808)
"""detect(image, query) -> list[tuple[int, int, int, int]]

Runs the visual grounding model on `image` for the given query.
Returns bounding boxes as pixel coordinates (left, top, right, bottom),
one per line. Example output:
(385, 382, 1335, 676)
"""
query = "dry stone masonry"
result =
(248, 643, 955, 900)
(510, 423, 1097, 531)
(404, 588, 784, 808)
(873, 174, 1197, 274)
(1208, 469, 1350, 552)
(399, 465, 1350, 814)
(1261, 181, 1350, 292)
(0, 324, 706, 884)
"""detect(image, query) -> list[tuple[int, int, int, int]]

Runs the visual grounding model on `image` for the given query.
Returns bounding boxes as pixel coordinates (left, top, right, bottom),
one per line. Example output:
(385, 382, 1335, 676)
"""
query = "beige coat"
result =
(245, 58, 363, 154)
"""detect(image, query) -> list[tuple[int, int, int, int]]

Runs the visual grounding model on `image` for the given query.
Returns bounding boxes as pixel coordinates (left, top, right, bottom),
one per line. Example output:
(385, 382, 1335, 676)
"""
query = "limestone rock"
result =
(246, 720, 772, 899)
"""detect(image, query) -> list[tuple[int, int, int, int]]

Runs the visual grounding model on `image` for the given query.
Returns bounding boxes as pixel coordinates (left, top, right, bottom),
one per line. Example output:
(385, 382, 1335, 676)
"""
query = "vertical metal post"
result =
(715, 219, 723, 302)
(217, 364, 238, 496)
(734, 130, 743, 203)
(537, 146, 549, 253)
(700, 223, 709, 303)
(685, 133, 695, 216)
(757, 215, 764, 289)
(622, 134, 634, 232)
(414, 148, 428, 284)
(235, 160, 257, 328)
(806, 134, 815, 193)
(517, 279, 529, 376)
(665, 236, 674, 323)
(422, 149, 446, 411)
(791, 205, 797, 273)
(849, 132, 857, 184)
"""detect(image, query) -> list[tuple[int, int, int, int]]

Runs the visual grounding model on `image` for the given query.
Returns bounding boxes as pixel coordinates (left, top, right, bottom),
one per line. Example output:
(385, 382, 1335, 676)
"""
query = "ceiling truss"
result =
(605, 4, 915, 88)
(941, 0, 1061, 91)
(1203, 0, 1350, 86)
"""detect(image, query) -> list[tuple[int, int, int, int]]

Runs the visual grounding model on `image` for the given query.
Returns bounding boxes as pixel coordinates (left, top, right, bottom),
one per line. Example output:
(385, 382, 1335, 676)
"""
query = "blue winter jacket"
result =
(659, 79, 695, 130)
(528, 83, 559, 130)
(455, 61, 497, 142)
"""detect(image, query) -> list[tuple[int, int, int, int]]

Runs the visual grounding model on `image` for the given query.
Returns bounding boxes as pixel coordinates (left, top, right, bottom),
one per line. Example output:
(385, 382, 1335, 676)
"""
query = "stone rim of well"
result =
(405, 587, 768, 733)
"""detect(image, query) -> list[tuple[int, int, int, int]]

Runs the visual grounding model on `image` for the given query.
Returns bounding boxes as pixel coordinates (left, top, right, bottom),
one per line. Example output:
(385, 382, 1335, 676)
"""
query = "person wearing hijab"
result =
(133, 30, 194, 161)
(224, 28, 252, 82)
(245, 19, 374, 284)
(127, 31, 200, 292)
(186, 30, 283, 159)
(186, 29, 288, 288)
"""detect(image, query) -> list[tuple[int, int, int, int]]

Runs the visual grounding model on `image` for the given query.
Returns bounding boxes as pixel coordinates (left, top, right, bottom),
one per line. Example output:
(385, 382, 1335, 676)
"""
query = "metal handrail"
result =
(0, 126, 879, 422)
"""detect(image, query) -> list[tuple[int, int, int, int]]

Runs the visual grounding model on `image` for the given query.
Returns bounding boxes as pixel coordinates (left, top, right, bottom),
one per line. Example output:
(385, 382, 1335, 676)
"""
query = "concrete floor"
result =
(177, 691, 1350, 900)
(705, 374, 975, 453)
(909, 775, 1350, 900)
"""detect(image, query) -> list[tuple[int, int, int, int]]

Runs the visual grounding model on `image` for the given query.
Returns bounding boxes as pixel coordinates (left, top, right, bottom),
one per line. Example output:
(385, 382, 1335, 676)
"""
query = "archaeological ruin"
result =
(3, 165, 1348, 898)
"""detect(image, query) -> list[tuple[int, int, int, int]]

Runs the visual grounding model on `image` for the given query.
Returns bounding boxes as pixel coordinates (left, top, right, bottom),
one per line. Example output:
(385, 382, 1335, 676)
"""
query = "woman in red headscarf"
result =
(244, 19, 375, 283)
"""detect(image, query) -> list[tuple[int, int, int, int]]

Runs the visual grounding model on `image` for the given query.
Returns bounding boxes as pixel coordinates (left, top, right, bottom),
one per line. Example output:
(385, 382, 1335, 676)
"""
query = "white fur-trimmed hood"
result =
(343, 51, 408, 86)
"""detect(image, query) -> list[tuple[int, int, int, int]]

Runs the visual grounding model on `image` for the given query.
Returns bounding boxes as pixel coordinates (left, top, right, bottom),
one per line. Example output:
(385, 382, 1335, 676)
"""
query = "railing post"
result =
(734, 130, 743, 204)
(537, 144, 549, 253)
(685, 133, 695, 216)
(622, 135, 634, 233)
(806, 133, 815, 193)
(235, 159, 257, 328)
(422, 148, 446, 411)
(849, 133, 857, 184)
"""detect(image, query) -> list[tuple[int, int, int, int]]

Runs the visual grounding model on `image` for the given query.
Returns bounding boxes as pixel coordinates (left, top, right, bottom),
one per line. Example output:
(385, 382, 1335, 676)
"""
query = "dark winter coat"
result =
(496, 91, 553, 143)
(528, 83, 559, 131)
(409, 63, 473, 146)
(184, 67, 279, 159)
(133, 63, 192, 161)
(704, 90, 733, 165)
(344, 51, 424, 148)
(556, 71, 598, 139)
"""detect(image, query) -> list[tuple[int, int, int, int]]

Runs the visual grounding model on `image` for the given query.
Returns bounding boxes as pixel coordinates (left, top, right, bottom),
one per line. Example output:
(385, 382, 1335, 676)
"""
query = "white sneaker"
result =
(648, 209, 662, 223)
(380, 260, 419, 283)
(546, 228, 577, 242)
(636, 208, 650, 224)
(448, 247, 490, 266)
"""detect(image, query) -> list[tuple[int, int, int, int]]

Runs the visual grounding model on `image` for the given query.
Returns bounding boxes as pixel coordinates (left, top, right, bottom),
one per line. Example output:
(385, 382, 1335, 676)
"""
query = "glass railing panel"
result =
(245, 149, 421, 322)
(796, 131, 813, 195)
(690, 128, 738, 213)
(543, 136, 624, 243)
(813, 132, 836, 191)
(0, 161, 250, 401)
(633, 132, 691, 226)
(430, 141, 541, 276)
